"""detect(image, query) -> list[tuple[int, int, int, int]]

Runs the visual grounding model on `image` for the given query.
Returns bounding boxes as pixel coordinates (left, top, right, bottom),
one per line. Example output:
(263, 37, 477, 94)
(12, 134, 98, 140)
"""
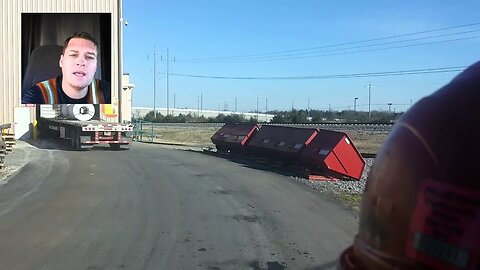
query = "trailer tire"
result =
(74, 135, 80, 150)
(70, 129, 75, 149)
(71, 129, 81, 150)
(37, 122, 48, 139)
(110, 144, 121, 150)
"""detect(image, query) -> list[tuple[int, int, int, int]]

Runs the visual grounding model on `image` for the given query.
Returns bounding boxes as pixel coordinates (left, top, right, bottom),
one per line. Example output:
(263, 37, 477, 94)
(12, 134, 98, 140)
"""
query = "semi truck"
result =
(37, 104, 133, 150)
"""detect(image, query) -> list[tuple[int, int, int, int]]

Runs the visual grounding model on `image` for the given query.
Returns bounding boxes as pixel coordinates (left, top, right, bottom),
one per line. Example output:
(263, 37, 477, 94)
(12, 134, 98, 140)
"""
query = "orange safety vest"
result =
(36, 78, 105, 104)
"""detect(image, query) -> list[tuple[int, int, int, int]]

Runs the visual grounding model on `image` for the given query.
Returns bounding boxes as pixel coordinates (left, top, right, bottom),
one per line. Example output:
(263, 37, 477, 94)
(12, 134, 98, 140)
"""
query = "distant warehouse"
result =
(132, 107, 275, 122)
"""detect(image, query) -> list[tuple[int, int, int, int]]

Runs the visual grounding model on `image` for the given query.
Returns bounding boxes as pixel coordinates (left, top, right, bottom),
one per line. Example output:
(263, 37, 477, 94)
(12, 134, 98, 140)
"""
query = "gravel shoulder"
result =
(290, 158, 373, 212)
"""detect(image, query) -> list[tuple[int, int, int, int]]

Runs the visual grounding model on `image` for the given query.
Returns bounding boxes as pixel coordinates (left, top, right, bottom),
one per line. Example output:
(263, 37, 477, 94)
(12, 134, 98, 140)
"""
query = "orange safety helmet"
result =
(339, 62, 480, 270)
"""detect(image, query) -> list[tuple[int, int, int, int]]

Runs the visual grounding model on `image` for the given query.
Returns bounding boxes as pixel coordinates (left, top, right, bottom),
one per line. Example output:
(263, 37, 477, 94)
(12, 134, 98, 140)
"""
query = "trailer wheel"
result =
(71, 129, 81, 150)
(74, 136, 81, 150)
(37, 122, 49, 139)
(110, 144, 121, 150)
(70, 129, 75, 149)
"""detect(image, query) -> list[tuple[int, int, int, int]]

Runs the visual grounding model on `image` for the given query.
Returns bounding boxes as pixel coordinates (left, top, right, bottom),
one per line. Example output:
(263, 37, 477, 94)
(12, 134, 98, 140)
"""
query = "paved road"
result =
(0, 142, 358, 270)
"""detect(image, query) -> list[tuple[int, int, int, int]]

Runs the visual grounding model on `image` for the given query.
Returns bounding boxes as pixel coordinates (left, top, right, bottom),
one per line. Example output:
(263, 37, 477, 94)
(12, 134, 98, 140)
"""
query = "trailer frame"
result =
(38, 118, 133, 150)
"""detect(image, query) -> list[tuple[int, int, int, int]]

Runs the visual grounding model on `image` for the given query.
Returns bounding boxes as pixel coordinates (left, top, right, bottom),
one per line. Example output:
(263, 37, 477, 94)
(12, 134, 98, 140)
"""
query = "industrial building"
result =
(131, 107, 275, 122)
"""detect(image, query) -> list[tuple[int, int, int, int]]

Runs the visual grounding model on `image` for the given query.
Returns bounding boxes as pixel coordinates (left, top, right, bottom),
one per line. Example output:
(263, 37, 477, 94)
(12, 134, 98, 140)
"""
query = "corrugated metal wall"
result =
(0, 0, 121, 133)
(0, 0, 21, 132)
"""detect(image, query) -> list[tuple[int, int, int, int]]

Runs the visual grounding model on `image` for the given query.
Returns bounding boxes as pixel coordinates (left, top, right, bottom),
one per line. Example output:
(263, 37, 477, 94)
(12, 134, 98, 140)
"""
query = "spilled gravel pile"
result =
(292, 158, 374, 195)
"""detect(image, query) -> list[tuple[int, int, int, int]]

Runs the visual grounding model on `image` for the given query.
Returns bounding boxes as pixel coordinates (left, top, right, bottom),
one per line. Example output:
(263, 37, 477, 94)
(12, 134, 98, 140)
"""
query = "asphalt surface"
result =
(0, 141, 358, 270)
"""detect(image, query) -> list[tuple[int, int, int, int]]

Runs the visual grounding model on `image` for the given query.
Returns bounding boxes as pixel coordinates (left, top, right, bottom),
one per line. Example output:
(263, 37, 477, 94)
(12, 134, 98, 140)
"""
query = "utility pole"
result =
(354, 97, 358, 112)
(163, 48, 175, 116)
(364, 83, 372, 118)
(307, 98, 311, 118)
(368, 83, 371, 118)
(256, 96, 259, 120)
(197, 96, 200, 117)
(166, 48, 169, 115)
(173, 93, 176, 109)
(235, 97, 237, 112)
(153, 46, 156, 119)
(201, 92, 203, 112)
(265, 98, 268, 113)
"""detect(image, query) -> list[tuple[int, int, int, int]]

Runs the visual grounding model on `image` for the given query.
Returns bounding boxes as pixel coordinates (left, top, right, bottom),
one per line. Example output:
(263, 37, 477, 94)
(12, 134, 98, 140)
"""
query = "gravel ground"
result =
(0, 141, 38, 184)
(291, 158, 372, 194)
(290, 158, 373, 212)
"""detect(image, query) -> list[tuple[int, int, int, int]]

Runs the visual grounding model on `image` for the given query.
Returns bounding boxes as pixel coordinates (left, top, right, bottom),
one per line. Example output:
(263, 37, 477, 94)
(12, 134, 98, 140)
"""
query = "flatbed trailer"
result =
(38, 118, 133, 150)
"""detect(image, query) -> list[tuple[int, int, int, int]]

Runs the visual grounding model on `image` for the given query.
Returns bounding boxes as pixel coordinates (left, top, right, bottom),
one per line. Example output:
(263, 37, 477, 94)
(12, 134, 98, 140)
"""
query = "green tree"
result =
(163, 114, 175, 123)
(223, 114, 246, 123)
(248, 117, 258, 123)
(143, 110, 164, 122)
(271, 114, 287, 123)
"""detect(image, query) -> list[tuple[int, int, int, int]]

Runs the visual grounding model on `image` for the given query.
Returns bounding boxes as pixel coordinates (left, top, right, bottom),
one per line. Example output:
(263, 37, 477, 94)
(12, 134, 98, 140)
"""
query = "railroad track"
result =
(143, 122, 394, 133)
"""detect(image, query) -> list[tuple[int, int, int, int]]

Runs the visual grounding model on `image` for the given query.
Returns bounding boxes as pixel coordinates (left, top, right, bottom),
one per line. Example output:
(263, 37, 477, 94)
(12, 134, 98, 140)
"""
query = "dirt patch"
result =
(135, 127, 218, 147)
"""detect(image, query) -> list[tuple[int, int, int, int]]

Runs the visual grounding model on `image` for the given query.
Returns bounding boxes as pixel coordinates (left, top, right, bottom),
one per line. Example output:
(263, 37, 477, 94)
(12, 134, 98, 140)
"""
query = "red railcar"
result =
(300, 129, 365, 180)
(210, 123, 259, 152)
(211, 124, 365, 180)
(245, 125, 317, 159)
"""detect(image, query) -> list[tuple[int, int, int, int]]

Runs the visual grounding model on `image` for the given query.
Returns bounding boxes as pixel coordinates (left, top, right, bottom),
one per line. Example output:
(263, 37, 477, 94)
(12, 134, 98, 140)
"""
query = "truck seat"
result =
(22, 45, 63, 97)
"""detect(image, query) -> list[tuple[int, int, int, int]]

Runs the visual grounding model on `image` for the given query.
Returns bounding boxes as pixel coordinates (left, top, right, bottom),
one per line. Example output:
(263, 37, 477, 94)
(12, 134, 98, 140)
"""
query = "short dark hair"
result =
(62, 32, 98, 54)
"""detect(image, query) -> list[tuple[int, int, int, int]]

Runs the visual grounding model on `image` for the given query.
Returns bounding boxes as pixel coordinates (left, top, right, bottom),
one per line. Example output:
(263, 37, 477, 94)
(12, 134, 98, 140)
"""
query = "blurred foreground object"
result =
(338, 61, 480, 270)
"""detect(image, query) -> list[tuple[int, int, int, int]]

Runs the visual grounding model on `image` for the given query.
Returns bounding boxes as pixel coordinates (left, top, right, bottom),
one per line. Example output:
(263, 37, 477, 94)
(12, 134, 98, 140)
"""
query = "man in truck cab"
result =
(22, 32, 111, 104)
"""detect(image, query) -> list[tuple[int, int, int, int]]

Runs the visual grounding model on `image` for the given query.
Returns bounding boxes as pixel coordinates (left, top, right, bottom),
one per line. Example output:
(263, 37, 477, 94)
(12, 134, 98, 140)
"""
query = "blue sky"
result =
(123, 0, 480, 113)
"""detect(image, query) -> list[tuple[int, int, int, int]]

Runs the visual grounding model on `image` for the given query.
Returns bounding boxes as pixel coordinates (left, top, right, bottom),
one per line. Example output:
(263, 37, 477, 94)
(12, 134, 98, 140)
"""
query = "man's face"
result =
(59, 38, 98, 92)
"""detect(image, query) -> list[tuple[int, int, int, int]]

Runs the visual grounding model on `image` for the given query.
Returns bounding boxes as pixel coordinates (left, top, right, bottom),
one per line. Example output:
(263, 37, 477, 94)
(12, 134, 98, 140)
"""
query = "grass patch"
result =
(346, 131, 388, 154)
(337, 193, 362, 212)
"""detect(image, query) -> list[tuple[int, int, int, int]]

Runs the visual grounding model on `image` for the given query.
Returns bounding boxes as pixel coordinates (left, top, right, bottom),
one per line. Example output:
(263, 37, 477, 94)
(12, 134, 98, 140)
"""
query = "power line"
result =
(171, 66, 467, 80)
(318, 103, 411, 111)
(250, 36, 480, 62)
(179, 22, 480, 62)
(204, 30, 480, 62)
(180, 35, 480, 63)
